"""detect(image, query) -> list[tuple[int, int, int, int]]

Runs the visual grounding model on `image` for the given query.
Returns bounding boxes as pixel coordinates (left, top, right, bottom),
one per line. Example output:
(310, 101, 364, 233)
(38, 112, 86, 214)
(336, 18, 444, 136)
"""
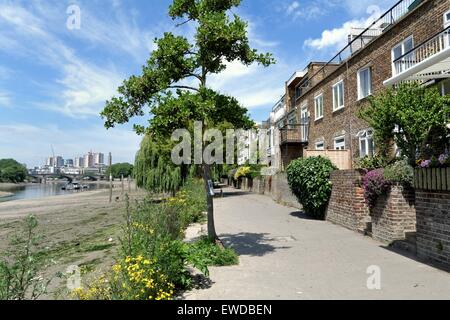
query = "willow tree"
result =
(134, 135, 184, 195)
(101, 0, 274, 241)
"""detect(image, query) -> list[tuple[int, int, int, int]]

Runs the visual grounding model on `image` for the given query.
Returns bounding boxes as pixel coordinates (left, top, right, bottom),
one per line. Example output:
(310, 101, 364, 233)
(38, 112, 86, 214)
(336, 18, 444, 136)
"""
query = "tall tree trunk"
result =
(202, 163, 217, 241)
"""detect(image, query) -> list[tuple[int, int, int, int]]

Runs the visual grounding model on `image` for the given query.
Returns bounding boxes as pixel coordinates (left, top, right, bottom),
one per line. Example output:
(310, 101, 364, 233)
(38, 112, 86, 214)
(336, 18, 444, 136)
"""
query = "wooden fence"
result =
(304, 150, 352, 170)
(414, 168, 450, 191)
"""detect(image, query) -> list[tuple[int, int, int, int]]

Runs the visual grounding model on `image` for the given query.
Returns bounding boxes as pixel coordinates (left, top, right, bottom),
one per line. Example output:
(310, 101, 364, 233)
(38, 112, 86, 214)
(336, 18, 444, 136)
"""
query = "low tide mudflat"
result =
(0, 186, 147, 299)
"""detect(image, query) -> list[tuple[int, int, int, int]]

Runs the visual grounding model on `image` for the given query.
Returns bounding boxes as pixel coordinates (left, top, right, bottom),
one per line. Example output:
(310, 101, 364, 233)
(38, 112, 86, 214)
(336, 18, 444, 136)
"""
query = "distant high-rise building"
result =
(56, 156, 64, 168)
(84, 152, 94, 168)
(94, 153, 105, 166)
(74, 157, 84, 168)
(65, 159, 74, 167)
(46, 157, 54, 167)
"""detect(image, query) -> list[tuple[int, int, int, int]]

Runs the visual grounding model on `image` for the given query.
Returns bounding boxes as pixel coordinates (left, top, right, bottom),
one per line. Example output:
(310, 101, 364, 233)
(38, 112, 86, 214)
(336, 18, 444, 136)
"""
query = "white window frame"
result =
(314, 94, 324, 121)
(444, 10, 450, 28)
(391, 35, 414, 75)
(288, 113, 297, 125)
(300, 105, 309, 142)
(332, 80, 345, 111)
(358, 129, 375, 158)
(315, 141, 325, 151)
(334, 136, 346, 150)
(357, 67, 372, 100)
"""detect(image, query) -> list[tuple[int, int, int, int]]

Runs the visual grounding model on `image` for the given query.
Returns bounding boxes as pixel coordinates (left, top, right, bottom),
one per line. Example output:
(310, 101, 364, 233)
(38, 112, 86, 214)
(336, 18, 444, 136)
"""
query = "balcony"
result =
(298, 0, 418, 96)
(384, 27, 450, 86)
(280, 122, 309, 145)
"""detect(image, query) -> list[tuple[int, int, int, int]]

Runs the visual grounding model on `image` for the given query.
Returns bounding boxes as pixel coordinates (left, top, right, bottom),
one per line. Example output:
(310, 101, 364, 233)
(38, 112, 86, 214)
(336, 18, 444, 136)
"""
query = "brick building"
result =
(276, 0, 450, 169)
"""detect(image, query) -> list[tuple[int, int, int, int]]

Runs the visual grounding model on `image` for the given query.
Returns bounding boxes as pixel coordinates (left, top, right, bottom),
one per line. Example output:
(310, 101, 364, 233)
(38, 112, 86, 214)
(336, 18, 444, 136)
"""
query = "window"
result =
(445, 10, 450, 28)
(295, 86, 302, 100)
(332, 80, 345, 111)
(314, 94, 324, 120)
(300, 106, 309, 141)
(445, 11, 450, 48)
(288, 113, 297, 125)
(268, 129, 273, 149)
(392, 36, 414, 74)
(334, 136, 346, 150)
(315, 141, 325, 150)
(358, 129, 375, 158)
(357, 67, 372, 100)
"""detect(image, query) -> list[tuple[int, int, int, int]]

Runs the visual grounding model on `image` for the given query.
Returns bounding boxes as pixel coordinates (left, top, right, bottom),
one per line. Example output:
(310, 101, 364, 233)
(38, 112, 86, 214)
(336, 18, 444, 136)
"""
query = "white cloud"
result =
(209, 60, 286, 110)
(304, 5, 382, 50)
(0, 91, 11, 107)
(286, 1, 300, 15)
(342, 0, 393, 15)
(54, 61, 123, 117)
(284, 0, 336, 21)
(0, 123, 141, 167)
(0, 2, 126, 118)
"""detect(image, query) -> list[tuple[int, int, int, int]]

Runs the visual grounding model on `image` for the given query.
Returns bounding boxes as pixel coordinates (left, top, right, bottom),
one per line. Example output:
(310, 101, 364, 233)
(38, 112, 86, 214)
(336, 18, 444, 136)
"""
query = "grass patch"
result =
(82, 243, 114, 252)
(79, 258, 103, 274)
(185, 236, 239, 276)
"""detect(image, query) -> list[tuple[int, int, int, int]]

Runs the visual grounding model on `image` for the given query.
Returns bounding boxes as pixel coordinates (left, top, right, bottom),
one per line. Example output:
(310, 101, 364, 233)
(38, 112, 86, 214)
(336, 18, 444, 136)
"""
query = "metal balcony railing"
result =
(296, 0, 418, 96)
(280, 122, 309, 145)
(393, 26, 450, 76)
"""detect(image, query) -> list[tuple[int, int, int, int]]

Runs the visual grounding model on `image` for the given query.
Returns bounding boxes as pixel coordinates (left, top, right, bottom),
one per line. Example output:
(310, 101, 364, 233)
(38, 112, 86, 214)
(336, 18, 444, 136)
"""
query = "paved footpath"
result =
(184, 188, 450, 300)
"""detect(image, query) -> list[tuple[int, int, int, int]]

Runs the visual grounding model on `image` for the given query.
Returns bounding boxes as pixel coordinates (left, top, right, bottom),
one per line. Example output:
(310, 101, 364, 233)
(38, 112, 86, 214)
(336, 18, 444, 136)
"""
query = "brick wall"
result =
(326, 170, 371, 232)
(294, 0, 449, 161)
(280, 145, 303, 171)
(416, 190, 450, 268)
(371, 185, 416, 243)
(239, 174, 302, 209)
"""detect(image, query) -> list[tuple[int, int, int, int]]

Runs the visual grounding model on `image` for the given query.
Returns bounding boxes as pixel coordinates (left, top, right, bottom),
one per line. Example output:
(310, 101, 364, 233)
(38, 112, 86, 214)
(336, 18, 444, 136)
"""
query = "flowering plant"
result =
(362, 169, 390, 209)
(418, 153, 450, 168)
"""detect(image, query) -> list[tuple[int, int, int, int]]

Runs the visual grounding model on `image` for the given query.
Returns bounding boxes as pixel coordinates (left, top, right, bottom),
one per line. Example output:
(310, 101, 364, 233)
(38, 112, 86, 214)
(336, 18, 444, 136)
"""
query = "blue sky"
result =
(0, 0, 395, 167)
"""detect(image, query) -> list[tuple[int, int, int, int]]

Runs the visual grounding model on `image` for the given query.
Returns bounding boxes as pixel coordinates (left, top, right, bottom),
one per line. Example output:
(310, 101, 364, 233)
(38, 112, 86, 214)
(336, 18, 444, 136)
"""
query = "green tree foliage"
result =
(100, 0, 275, 240)
(106, 163, 134, 179)
(134, 135, 184, 195)
(0, 159, 28, 183)
(287, 157, 337, 219)
(360, 83, 450, 165)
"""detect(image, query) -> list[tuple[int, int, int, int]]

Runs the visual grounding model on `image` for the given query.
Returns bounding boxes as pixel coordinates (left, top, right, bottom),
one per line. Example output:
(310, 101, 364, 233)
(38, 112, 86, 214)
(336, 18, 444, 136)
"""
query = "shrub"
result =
(287, 156, 337, 219)
(120, 199, 190, 290)
(384, 159, 414, 185)
(73, 255, 176, 301)
(0, 215, 51, 300)
(234, 167, 251, 180)
(354, 155, 386, 170)
(362, 169, 390, 209)
(178, 178, 207, 226)
(74, 179, 224, 300)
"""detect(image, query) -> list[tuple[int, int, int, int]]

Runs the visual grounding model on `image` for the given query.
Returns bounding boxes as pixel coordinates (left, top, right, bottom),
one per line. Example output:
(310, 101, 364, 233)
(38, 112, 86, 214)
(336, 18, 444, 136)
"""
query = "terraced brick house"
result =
(266, 95, 287, 170)
(278, 0, 450, 170)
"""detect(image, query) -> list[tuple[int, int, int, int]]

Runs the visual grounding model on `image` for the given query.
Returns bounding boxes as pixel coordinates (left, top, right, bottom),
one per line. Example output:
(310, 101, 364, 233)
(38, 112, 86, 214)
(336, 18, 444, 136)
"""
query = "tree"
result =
(106, 163, 134, 179)
(101, 0, 274, 242)
(134, 135, 185, 195)
(0, 159, 27, 183)
(360, 83, 450, 166)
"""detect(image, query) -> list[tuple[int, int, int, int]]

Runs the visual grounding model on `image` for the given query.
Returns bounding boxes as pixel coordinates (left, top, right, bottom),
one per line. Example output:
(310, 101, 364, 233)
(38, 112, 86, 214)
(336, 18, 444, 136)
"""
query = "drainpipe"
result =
(345, 60, 354, 168)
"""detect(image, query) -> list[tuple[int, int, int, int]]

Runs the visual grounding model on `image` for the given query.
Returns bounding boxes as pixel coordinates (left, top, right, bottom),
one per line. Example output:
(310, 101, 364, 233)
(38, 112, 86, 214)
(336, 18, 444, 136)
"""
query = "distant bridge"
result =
(29, 173, 106, 183)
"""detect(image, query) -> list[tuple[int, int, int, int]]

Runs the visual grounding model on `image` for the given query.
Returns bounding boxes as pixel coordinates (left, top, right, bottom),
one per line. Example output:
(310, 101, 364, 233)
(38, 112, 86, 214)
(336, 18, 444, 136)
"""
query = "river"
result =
(0, 183, 110, 203)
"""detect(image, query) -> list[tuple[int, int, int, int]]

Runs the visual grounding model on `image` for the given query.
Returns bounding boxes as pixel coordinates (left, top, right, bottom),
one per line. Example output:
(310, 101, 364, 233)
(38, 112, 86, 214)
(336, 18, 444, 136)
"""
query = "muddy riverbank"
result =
(0, 186, 148, 299)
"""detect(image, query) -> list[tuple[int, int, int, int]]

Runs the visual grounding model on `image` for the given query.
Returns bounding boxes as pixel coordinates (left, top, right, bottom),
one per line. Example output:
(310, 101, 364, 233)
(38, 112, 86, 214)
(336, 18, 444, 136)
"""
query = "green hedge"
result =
(287, 156, 337, 219)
